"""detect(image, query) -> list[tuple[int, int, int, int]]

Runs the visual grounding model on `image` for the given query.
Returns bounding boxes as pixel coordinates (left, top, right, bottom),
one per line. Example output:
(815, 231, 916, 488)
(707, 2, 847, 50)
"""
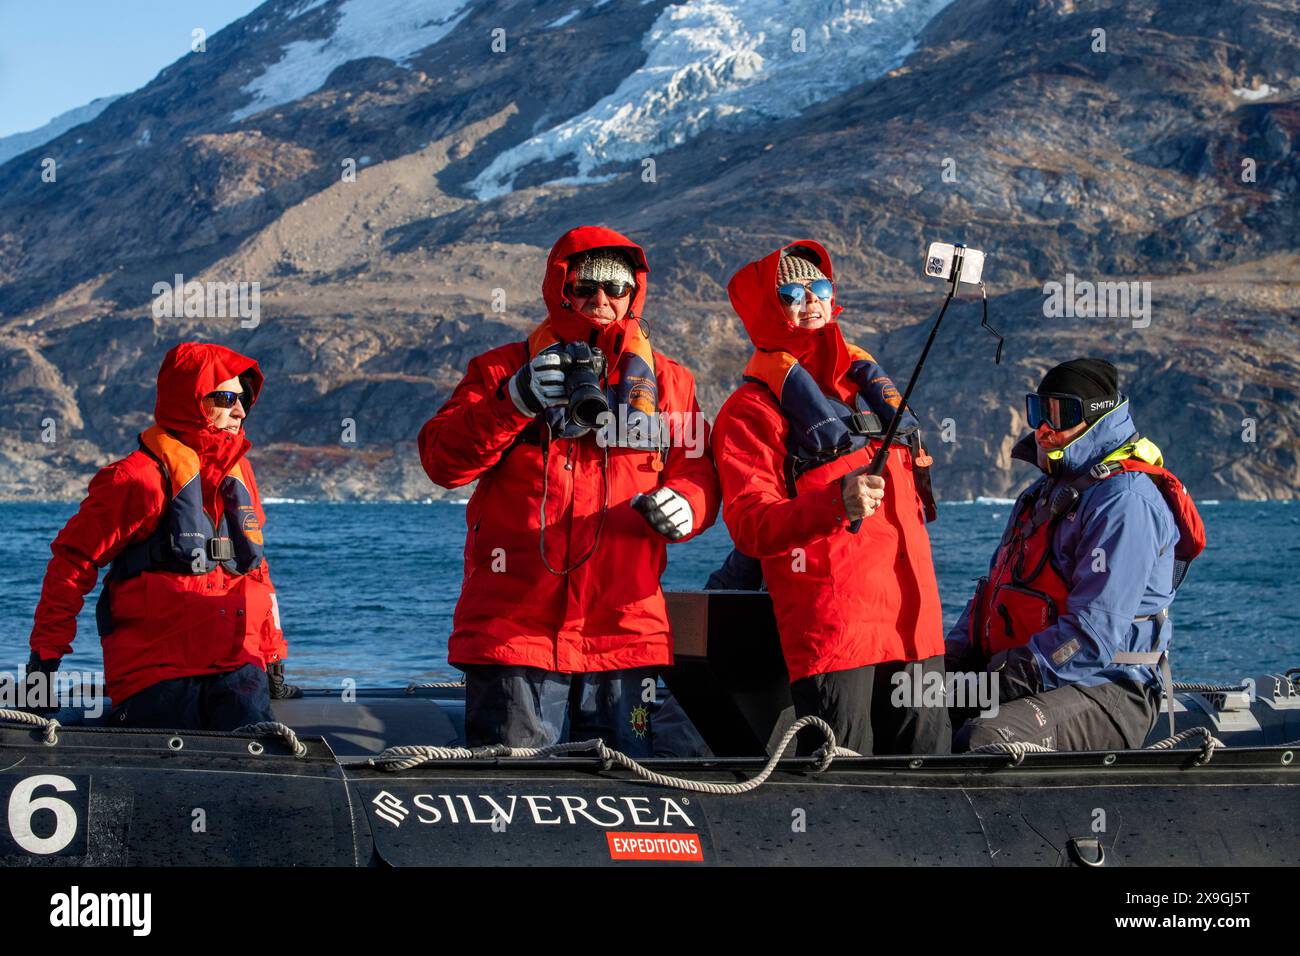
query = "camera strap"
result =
(537, 422, 610, 576)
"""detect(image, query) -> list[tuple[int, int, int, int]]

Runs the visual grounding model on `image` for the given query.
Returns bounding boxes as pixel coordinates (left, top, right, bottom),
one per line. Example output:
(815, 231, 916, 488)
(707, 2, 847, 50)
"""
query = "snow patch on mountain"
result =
(547, 9, 581, 28)
(0, 95, 123, 167)
(232, 0, 471, 121)
(289, 0, 333, 17)
(470, 0, 955, 199)
(1233, 83, 1279, 100)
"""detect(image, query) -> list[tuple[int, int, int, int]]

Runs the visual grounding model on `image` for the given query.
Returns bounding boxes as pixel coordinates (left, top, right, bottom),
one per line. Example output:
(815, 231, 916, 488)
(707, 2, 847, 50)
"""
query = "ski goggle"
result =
(204, 390, 245, 409)
(778, 279, 834, 306)
(569, 280, 634, 299)
(1025, 392, 1086, 431)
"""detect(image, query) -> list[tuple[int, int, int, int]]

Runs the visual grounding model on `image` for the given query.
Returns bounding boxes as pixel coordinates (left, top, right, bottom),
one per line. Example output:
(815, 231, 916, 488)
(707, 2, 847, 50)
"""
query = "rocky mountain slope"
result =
(1, 0, 1296, 502)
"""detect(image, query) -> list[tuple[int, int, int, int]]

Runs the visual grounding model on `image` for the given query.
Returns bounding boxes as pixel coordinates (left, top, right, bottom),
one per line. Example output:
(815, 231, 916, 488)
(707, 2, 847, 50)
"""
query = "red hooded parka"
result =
(418, 226, 721, 673)
(29, 342, 288, 703)
(712, 241, 944, 681)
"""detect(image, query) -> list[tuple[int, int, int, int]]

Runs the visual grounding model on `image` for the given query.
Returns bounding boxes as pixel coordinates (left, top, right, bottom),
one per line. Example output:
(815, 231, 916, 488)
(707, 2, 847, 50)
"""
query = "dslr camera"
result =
(558, 342, 608, 429)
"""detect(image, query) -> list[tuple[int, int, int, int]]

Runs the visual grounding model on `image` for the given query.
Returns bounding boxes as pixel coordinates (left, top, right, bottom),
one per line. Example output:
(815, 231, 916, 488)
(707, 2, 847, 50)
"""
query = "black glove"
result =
(988, 646, 1043, 703)
(266, 660, 303, 700)
(631, 488, 694, 541)
(508, 352, 568, 415)
(23, 652, 61, 716)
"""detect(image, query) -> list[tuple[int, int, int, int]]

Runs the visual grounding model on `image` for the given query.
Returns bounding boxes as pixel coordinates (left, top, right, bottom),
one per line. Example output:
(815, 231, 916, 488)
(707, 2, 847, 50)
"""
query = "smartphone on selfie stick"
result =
(847, 241, 1000, 534)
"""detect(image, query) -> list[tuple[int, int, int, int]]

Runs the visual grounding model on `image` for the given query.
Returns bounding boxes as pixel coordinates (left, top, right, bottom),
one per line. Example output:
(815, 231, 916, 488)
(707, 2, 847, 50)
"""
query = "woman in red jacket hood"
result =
(711, 240, 949, 756)
(419, 226, 720, 755)
(28, 342, 296, 730)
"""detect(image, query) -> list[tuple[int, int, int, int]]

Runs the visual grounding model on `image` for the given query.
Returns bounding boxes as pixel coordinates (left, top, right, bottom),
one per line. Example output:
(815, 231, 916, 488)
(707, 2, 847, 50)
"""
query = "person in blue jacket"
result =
(946, 358, 1201, 752)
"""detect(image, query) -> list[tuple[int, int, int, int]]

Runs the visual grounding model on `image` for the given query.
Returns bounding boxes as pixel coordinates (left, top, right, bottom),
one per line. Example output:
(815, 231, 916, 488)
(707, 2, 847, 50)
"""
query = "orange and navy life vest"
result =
(971, 441, 1206, 656)
(95, 426, 265, 635)
(743, 348, 936, 518)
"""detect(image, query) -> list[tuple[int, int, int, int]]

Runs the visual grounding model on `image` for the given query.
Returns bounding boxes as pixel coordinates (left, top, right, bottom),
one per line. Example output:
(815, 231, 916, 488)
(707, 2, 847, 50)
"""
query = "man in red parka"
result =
(711, 241, 949, 756)
(27, 342, 296, 730)
(419, 226, 720, 756)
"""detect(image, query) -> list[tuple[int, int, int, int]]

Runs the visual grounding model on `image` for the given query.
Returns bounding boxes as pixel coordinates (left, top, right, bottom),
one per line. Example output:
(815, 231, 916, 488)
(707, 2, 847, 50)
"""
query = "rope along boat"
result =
(1, 592, 1296, 867)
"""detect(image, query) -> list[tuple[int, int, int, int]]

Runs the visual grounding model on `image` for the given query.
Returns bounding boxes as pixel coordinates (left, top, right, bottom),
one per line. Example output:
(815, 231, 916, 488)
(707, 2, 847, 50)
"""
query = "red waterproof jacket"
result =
(419, 226, 721, 673)
(712, 241, 944, 681)
(29, 343, 288, 703)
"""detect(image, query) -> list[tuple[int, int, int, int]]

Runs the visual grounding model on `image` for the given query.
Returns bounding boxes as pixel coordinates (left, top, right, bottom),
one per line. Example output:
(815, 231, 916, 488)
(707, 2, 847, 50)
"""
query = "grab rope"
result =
(1172, 679, 1250, 694)
(404, 679, 466, 694)
(0, 709, 60, 745)
(232, 721, 308, 757)
(971, 726, 1225, 766)
(967, 740, 1055, 765)
(366, 715, 859, 795)
(1145, 726, 1224, 765)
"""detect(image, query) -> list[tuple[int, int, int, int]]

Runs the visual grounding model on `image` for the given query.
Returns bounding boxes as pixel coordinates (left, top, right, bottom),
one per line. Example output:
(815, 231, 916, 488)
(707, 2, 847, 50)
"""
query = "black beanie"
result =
(1038, 358, 1120, 423)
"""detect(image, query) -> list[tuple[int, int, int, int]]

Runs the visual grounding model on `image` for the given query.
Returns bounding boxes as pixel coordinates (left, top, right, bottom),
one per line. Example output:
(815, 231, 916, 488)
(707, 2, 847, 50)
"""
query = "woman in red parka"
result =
(28, 342, 295, 730)
(711, 241, 949, 755)
(419, 226, 720, 755)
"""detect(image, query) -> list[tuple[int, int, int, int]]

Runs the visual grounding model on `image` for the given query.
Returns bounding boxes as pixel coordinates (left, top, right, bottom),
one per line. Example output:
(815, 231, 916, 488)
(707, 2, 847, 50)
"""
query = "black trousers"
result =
(953, 678, 1159, 752)
(790, 655, 952, 756)
(461, 664, 658, 757)
(108, 663, 274, 732)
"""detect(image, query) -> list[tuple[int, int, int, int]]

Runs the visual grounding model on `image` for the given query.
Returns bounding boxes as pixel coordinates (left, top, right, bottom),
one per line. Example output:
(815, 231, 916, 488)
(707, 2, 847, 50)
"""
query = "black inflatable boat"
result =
(2, 592, 1297, 867)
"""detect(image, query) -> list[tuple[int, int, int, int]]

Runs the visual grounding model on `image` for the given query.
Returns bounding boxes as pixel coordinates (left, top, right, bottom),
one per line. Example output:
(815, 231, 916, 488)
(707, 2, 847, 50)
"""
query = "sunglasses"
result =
(1025, 392, 1086, 431)
(569, 280, 634, 299)
(205, 390, 245, 409)
(778, 279, 834, 306)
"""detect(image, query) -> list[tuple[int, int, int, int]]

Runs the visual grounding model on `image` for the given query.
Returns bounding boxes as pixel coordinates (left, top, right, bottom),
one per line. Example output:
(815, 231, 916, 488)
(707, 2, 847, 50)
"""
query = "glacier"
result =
(232, 0, 472, 121)
(469, 0, 956, 199)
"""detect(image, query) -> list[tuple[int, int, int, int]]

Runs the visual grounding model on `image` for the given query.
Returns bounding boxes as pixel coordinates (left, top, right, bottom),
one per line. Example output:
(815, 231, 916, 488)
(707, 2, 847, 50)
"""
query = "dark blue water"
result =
(2, 500, 1296, 687)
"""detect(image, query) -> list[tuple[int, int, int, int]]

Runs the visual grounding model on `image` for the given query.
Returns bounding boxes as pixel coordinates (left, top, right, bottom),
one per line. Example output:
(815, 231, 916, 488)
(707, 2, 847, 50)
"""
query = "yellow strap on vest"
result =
(1103, 436, 1164, 467)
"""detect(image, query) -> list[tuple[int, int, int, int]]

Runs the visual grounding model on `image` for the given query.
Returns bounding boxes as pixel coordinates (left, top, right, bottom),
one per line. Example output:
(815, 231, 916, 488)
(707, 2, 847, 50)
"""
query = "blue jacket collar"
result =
(1011, 396, 1140, 479)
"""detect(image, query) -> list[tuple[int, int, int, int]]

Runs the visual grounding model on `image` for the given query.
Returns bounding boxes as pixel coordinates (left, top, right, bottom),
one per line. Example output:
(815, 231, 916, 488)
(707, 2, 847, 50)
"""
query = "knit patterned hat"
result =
(569, 248, 636, 287)
(776, 251, 830, 287)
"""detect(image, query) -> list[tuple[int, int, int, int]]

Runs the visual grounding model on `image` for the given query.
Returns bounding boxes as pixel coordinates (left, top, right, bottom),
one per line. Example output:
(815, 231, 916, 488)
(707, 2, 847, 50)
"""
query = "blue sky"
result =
(0, 0, 267, 137)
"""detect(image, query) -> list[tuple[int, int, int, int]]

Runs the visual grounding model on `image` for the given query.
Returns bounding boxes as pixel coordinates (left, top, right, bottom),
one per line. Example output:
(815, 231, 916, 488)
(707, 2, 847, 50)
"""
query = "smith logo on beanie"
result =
(1085, 397, 1117, 416)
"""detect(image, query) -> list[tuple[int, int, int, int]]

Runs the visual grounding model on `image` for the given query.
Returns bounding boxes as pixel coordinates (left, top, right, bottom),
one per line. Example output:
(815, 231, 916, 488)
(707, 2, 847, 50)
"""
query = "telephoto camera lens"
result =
(563, 343, 609, 429)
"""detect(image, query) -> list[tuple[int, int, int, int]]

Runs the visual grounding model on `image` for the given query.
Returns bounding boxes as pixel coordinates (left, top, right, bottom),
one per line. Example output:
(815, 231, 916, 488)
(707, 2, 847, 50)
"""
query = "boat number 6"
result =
(7, 775, 79, 854)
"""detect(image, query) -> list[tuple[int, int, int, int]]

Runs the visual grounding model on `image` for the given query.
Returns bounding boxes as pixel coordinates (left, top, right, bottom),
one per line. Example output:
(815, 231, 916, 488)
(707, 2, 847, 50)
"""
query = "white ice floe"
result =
(469, 0, 955, 198)
(232, 0, 471, 121)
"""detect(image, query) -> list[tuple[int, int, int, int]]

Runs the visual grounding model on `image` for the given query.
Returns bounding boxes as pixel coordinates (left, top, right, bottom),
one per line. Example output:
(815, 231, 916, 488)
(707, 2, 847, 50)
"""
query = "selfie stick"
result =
(846, 246, 965, 534)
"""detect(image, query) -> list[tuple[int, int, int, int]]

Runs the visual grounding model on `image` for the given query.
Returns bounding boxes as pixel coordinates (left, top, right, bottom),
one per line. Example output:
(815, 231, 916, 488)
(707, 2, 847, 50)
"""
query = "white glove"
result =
(632, 487, 694, 541)
(508, 351, 568, 415)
